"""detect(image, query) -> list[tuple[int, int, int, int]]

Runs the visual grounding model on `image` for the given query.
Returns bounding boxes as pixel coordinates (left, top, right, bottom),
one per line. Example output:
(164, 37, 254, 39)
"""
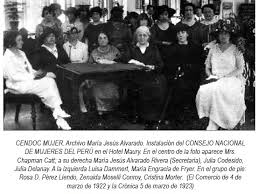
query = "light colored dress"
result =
(3, 49, 62, 109)
(63, 40, 88, 63)
(196, 44, 246, 129)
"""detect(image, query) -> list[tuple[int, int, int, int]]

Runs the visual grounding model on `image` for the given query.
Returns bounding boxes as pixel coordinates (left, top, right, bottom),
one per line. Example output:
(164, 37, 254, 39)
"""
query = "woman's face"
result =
(139, 19, 148, 26)
(137, 32, 149, 45)
(69, 32, 78, 41)
(44, 33, 56, 45)
(218, 31, 230, 44)
(92, 12, 101, 22)
(44, 10, 53, 21)
(67, 13, 75, 22)
(159, 11, 169, 22)
(177, 31, 188, 43)
(203, 7, 214, 21)
(15, 35, 23, 49)
(184, 6, 194, 19)
(98, 33, 109, 47)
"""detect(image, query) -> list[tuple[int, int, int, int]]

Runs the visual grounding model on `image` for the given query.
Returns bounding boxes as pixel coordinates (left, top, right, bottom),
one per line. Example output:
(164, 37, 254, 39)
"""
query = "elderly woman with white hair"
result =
(126, 26, 167, 127)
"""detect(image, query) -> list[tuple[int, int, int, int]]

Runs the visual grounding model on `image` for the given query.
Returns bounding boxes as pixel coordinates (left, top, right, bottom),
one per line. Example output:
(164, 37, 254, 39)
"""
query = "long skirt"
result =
(5, 77, 62, 109)
(133, 74, 167, 121)
(196, 76, 246, 129)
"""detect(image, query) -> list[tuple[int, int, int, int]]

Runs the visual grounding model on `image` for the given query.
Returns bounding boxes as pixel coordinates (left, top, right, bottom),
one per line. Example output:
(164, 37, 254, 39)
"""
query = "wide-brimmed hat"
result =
(154, 5, 176, 20)
(64, 7, 77, 16)
(210, 18, 240, 37)
(65, 26, 81, 35)
(111, 6, 124, 15)
(90, 6, 103, 17)
(39, 27, 57, 44)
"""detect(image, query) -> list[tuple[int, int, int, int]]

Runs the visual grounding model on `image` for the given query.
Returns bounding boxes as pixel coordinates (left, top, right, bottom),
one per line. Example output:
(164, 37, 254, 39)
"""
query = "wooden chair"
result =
(4, 80, 42, 130)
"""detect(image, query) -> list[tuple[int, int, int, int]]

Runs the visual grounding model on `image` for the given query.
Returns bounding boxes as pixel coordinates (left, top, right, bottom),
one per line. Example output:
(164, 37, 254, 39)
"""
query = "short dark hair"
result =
(202, 4, 216, 13)
(98, 31, 110, 43)
(137, 13, 152, 27)
(41, 6, 54, 18)
(147, 5, 154, 10)
(183, 3, 196, 12)
(90, 6, 103, 17)
(4, 30, 21, 48)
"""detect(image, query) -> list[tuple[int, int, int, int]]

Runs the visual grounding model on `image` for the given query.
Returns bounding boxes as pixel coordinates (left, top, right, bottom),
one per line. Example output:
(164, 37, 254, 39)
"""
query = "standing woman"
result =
(175, 3, 207, 46)
(35, 6, 63, 46)
(137, 13, 152, 28)
(82, 6, 104, 53)
(125, 26, 167, 126)
(3, 31, 71, 130)
(103, 6, 132, 59)
(196, 19, 246, 130)
(150, 5, 176, 70)
(201, 4, 219, 47)
(62, 7, 84, 41)
(63, 27, 88, 63)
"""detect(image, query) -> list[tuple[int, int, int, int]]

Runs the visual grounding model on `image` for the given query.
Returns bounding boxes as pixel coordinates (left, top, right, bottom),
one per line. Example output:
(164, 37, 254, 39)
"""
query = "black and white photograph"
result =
(2, 0, 255, 130)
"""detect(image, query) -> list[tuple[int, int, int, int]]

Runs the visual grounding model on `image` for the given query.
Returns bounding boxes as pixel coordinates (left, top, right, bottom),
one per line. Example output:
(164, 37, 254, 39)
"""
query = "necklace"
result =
(98, 45, 110, 53)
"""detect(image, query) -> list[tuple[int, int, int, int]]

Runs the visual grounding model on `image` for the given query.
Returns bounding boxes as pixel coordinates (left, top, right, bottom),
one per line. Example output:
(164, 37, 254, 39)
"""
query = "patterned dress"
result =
(85, 45, 120, 112)
(196, 44, 246, 129)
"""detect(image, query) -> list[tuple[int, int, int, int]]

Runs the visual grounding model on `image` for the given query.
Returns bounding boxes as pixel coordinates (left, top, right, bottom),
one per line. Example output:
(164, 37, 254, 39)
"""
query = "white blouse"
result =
(63, 41, 88, 63)
(3, 49, 36, 90)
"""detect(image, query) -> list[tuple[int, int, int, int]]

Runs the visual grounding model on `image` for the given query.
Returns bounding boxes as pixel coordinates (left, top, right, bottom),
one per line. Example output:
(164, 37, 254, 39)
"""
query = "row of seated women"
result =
(3, 4, 246, 130)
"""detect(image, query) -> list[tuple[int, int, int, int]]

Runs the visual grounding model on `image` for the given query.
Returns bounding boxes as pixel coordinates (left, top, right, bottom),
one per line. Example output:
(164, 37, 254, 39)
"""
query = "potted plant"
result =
(4, 1, 25, 30)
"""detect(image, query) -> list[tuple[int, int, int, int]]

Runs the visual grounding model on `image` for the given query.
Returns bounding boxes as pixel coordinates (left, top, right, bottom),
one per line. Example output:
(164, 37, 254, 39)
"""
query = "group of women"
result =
(3, 3, 248, 130)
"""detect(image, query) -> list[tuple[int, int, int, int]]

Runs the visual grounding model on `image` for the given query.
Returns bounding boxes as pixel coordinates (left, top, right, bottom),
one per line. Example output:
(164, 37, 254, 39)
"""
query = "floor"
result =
(3, 100, 255, 130)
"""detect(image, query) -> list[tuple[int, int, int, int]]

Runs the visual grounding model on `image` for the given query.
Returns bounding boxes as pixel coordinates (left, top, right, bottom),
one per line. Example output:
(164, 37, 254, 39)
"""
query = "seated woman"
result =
(3, 31, 71, 130)
(80, 32, 121, 114)
(33, 27, 70, 75)
(196, 19, 246, 130)
(166, 25, 203, 119)
(125, 26, 167, 125)
(63, 27, 88, 63)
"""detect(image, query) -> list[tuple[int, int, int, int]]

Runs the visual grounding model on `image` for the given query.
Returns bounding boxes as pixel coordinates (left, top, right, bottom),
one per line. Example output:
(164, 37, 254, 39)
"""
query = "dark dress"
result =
(21, 37, 37, 64)
(175, 21, 207, 46)
(150, 23, 176, 69)
(32, 45, 70, 74)
(103, 21, 132, 59)
(82, 23, 104, 53)
(125, 44, 167, 121)
(166, 43, 203, 117)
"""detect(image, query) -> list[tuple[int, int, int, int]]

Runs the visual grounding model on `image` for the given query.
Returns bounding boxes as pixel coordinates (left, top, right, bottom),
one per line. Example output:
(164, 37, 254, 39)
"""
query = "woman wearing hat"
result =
(103, 6, 132, 59)
(82, 6, 104, 53)
(175, 3, 207, 46)
(196, 19, 246, 130)
(150, 5, 176, 71)
(125, 26, 167, 127)
(166, 25, 203, 123)
(63, 27, 88, 63)
(3, 31, 71, 130)
(33, 27, 70, 75)
(62, 7, 84, 41)
(35, 6, 63, 46)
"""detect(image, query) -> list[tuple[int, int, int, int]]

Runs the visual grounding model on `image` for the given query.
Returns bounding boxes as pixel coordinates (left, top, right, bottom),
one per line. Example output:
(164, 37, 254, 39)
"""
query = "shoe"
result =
(56, 118, 71, 130)
(53, 109, 71, 119)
